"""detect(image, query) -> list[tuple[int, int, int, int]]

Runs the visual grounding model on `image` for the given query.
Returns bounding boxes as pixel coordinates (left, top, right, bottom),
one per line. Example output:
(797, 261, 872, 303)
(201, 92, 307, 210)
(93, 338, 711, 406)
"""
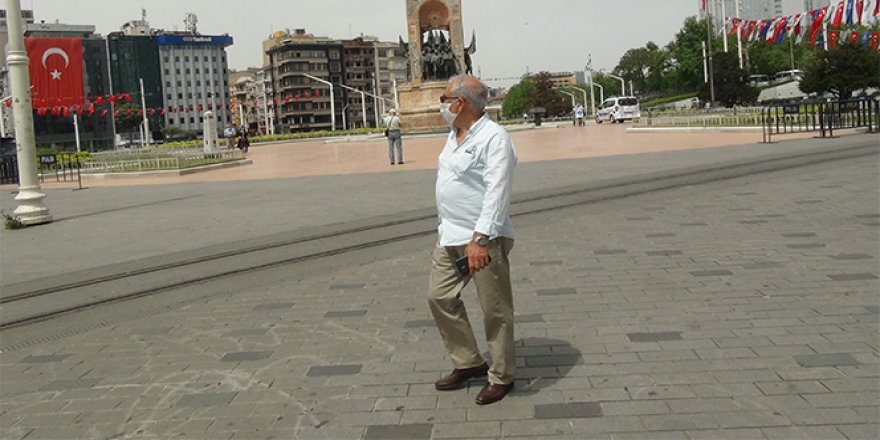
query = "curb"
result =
(80, 159, 253, 179)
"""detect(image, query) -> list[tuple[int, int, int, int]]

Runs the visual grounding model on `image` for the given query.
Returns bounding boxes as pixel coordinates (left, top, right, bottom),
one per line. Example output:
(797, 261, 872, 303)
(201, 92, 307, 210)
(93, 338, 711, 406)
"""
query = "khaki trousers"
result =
(427, 237, 515, 385)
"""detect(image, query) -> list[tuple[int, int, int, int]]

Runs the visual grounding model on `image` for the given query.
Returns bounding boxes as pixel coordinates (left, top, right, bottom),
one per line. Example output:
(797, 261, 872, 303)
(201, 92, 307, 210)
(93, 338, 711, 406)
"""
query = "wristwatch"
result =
(472, 234, 489, 246)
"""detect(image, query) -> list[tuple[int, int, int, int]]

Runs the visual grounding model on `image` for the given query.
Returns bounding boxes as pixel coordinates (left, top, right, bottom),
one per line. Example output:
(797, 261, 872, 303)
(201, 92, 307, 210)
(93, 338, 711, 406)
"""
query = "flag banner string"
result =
(706, 0, 879, 50)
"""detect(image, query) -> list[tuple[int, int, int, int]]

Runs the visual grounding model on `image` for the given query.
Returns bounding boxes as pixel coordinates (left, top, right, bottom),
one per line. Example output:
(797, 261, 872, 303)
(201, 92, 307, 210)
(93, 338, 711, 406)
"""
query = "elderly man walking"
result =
(428, 74, 518, 405)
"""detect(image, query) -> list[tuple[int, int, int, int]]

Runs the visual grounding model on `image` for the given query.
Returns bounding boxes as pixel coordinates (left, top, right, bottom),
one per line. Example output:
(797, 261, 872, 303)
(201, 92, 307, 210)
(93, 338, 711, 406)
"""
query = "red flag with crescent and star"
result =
(25, 37, 84, 108)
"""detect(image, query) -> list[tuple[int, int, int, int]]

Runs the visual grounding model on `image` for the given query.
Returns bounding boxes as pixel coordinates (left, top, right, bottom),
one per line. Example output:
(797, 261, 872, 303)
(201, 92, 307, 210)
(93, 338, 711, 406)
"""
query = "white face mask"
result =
(439, 102, 458, 127)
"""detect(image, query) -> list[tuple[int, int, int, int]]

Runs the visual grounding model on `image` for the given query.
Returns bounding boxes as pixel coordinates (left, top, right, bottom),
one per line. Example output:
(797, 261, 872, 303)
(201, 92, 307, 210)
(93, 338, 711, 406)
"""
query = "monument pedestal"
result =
(398, 81, 447, 133)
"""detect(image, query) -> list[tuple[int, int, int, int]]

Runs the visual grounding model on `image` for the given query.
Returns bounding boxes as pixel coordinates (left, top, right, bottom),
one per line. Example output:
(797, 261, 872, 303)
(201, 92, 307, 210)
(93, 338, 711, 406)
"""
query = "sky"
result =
(24, 0, 805, 88)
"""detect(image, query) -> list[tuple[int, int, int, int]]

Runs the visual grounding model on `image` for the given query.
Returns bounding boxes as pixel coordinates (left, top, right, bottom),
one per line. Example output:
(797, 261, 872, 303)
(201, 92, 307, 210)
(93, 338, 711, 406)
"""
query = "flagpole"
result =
(706, 5, 716, 107)
(5, 0, 51, 225)
(73, 113, 81, 153)
(736, 0, 743, 68)
(721, 0, 729, 53)
(139, 78, 150, 147)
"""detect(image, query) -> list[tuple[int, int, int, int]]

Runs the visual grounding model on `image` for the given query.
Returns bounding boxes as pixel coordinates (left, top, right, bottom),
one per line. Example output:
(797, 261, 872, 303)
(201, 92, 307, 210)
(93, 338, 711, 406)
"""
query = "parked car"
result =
(596, 97, 640, 124)
(772, 69, 804, 84)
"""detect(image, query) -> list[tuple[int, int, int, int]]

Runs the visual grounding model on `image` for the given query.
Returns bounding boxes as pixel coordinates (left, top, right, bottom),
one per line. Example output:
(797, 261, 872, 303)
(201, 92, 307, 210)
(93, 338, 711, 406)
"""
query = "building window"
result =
(184, 56, 189, 62)
(175, 56, 180, 62)
(175, 68, 181, 75)
(178, 93, 183, 99)
(195, 68, 200, 74)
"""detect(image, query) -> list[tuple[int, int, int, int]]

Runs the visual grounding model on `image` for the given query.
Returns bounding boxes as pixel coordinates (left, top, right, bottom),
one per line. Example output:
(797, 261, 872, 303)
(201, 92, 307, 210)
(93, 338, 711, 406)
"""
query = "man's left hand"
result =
(465, 242, 490, 274)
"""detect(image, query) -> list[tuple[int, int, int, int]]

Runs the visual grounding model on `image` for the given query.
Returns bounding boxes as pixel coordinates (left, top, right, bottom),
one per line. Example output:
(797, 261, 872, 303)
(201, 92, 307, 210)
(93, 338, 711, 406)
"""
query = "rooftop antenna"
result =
(184, 12, 198, 34)
(141, 8, 146, 21)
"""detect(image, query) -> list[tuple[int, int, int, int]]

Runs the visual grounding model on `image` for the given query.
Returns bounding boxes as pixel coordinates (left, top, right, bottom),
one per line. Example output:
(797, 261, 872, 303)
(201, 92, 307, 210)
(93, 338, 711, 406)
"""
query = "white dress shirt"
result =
(435, 114, 517, 246)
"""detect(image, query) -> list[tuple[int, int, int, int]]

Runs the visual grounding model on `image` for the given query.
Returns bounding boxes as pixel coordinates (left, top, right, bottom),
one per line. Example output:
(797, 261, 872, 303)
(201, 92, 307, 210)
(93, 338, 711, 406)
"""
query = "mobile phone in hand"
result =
(455, 255, 490, 276)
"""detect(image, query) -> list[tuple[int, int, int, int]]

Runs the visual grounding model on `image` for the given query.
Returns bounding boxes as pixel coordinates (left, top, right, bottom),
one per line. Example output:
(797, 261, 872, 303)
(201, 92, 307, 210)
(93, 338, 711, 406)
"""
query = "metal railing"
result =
(81, 147, 243, 173)
(38, 154, 84, 189)
(638, 106, 764, 128)
(762, 97, 879, 143)
(0, 154, 18, 184)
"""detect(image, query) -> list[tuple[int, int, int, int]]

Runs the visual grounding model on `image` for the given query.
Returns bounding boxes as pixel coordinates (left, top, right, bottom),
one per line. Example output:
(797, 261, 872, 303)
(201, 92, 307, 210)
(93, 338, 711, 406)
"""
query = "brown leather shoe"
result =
(434, 363, 489, 390)
(475, 382, 513, 405)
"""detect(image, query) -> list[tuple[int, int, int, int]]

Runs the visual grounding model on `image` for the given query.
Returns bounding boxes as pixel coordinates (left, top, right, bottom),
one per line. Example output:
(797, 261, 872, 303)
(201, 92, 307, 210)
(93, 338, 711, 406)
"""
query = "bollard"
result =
(203, 111, 218, 156)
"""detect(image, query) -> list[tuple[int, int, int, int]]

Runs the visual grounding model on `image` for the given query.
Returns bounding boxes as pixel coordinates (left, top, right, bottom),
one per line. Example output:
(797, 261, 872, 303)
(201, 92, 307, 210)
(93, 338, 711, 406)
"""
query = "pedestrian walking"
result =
(237, 129, 249, 153)
(224, 126, 237, 149)
(428, 74, 518, 405)
(384, 109, 403, 165)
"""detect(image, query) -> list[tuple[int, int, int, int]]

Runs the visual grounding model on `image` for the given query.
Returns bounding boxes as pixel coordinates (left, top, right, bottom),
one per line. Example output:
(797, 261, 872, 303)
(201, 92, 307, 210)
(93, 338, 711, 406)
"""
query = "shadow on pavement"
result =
(515, 336, 580, 394)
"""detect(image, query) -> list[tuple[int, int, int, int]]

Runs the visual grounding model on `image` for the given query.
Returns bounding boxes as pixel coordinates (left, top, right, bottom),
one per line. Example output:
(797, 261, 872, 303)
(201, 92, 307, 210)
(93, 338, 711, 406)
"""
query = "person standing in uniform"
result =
(428, 74, 518, 405)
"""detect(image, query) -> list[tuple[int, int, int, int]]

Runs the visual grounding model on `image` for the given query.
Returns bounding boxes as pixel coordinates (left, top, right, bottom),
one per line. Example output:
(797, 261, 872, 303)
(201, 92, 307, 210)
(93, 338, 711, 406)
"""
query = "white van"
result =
(596, 97, 640, 124)
(749, 74, 770, 87)
(772, 70, 804, 84)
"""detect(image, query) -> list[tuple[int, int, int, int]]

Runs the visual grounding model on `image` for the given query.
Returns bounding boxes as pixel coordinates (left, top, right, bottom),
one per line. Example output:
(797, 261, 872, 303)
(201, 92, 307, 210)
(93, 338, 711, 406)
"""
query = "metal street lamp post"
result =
(299, 73, 335, 131)
(591, 82, 604, 106)
(5, 0, 51, 225)
(586, 68, 596, 116)
(558, 90, 576, 109)
(337, 83, 367, 129)
(606, 73, 626, 97)
(564, 87, 588, 111)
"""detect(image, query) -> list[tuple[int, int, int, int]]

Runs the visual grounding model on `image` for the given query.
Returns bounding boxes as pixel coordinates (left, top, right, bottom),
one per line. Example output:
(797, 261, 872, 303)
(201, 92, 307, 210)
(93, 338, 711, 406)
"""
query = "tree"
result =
(666, 17, 718, 94)
(501, 78, 534, 119)
(528, 72, 568, 116)
(114, 103, 141, 133)
(614, 42, 670, 97)
(698, 51, 758, 107)
(800, 43, 880, 99)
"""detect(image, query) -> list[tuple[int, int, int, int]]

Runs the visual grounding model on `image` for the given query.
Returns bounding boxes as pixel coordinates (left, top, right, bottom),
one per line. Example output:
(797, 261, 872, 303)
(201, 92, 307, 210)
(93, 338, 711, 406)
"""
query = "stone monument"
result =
(398, 0, 474, 131)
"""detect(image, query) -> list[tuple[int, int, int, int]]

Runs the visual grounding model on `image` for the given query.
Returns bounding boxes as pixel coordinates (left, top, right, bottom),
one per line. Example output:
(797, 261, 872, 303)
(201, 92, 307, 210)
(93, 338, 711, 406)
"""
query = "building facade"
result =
(107, 30, 163, 138)
(265, 30, 344, 133)
(157, 34, 233, 134)
(263, 29, 409, 133)
(19, 21, 115, 150)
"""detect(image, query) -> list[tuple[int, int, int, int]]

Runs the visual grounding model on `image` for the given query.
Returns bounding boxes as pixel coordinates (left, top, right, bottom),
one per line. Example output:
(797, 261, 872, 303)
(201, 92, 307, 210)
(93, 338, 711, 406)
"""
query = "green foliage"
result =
(502, 78, 535, 118)
(698, 51, 759, 107)
(614, 41, 670, 96)
(2, 210, 25, 229)
(800, 42, 880, 99)
(114, 103, 142, 133)
(665, 17, 717, 94)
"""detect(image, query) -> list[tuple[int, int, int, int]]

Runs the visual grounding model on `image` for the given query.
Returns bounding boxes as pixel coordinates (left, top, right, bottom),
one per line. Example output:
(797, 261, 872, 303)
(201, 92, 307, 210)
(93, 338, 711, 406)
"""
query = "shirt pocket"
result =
(450, 150, 479, 175)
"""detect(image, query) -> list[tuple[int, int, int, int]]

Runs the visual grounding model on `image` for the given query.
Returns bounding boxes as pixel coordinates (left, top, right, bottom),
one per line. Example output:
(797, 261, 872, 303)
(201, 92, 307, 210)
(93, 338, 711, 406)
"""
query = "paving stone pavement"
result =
(0, 152, 878, 439)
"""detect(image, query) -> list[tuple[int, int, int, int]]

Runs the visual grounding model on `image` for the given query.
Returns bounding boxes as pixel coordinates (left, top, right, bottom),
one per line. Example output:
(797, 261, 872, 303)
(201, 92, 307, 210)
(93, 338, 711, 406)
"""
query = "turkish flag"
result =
(25, 37, 84, 108)
(829, 29, 840, 48)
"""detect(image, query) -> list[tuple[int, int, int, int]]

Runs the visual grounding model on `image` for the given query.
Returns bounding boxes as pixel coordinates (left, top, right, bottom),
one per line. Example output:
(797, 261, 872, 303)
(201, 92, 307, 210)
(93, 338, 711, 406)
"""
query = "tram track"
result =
(1, 140, 877, 333)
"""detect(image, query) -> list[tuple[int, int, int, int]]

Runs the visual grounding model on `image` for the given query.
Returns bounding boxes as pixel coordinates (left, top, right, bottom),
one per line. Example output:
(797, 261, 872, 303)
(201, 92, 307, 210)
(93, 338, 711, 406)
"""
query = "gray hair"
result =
(449, 74, 488, 113)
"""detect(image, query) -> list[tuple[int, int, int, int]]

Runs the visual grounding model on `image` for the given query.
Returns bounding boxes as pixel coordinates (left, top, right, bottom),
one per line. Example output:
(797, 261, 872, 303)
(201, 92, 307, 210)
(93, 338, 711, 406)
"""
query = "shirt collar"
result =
(453, 113, 490, 145)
